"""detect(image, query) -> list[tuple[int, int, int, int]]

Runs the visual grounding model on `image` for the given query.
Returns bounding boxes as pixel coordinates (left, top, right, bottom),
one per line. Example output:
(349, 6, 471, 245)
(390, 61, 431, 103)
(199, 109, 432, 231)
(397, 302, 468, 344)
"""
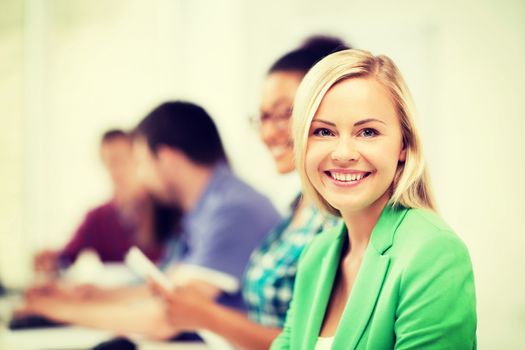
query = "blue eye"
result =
(359, 128, 379, 138)
(312, 128, 334, 137)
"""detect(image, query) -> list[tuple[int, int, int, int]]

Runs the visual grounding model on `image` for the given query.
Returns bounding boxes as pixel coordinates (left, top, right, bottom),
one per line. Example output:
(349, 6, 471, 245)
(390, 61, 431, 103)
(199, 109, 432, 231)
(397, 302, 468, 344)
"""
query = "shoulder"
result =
(391, 208, 473, 277)
(206, 171, 279, 219)
(387, 209, 477, 349)
(223, 174, 274, 205)
(394, 208, 468, 254)
(193, 172, 280, 240)
(401, 208, 453, 232)
(84, 201, 117, 220)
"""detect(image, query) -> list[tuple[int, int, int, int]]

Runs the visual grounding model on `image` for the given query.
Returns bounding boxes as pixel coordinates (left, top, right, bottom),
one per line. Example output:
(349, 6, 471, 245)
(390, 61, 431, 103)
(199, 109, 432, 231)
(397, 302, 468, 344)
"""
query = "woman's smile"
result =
(323, 169, 372, 187)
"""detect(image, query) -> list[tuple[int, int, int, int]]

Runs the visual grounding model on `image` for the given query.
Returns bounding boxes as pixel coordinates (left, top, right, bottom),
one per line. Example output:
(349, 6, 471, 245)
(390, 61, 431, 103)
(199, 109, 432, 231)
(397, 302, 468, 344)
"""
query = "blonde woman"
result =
(271, 50, 477, 349)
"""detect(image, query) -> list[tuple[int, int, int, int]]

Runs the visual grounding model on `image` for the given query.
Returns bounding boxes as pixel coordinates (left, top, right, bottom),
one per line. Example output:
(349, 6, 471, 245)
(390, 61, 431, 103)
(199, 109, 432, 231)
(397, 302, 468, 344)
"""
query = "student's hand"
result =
(16, 293, 60, 320)
(148, 279, 214, 332)
(147, 277, 170, 297)
(33, 250, 60, 273)
(163, 286, 213, 331)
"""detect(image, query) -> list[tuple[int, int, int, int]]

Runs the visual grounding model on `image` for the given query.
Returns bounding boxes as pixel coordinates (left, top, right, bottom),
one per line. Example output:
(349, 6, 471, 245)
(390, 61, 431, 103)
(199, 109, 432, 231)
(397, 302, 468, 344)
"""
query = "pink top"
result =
(59, 201, 162, 266)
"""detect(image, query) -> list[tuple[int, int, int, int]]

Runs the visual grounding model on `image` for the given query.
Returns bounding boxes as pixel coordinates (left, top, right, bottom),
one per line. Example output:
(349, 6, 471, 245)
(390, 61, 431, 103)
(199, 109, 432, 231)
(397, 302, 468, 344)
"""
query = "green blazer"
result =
(271, 205, 476, 349)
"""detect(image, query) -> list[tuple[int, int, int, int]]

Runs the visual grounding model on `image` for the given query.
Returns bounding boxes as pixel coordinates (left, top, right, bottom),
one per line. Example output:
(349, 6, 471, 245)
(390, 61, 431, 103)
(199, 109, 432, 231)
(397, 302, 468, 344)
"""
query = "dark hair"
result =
(101, 129, 130, 143)
(269, 35, 351, 74)
(152, 201, 183, 244)
(134, 101, 227, 166)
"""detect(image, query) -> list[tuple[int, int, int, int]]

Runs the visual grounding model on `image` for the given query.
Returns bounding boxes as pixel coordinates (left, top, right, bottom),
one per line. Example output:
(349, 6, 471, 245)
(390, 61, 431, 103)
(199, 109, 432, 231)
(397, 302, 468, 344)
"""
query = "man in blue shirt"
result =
(18, 101, 280, 338)
(133, 101, 281, 309)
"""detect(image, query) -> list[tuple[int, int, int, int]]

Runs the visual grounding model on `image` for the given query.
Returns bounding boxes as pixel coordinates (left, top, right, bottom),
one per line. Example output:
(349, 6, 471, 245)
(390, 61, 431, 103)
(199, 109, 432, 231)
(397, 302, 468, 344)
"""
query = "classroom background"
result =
(0, 0, 524, 348)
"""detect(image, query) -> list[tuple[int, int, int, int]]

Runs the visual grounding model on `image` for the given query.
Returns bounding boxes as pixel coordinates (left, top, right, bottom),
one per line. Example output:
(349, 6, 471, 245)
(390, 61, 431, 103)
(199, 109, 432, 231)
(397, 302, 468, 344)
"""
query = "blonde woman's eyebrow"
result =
(354, 118, 386, 127)
(312, 117, 386, 127)
(311, 118, 336, 127)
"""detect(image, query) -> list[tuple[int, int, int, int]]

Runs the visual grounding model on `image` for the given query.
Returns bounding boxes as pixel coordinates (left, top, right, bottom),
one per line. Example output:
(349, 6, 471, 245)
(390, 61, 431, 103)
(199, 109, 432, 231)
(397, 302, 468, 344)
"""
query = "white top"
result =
(314, 336, 335, 350)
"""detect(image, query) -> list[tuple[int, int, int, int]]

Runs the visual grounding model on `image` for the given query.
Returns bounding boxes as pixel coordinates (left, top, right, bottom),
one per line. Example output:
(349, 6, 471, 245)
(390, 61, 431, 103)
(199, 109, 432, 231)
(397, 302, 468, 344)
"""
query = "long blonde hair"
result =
(293, 49, 436, 216)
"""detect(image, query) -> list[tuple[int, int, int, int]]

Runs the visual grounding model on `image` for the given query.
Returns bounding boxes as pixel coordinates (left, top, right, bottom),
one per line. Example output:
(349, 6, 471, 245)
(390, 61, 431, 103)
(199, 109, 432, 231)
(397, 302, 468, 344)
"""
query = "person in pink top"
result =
(34, 129, 179, 275)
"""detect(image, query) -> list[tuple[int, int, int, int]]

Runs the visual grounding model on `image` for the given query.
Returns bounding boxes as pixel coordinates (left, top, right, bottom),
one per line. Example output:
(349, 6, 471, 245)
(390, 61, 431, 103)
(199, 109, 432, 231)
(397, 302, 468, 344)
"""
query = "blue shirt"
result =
(166, 162, 281, 310)
(243, 196, 340, 326)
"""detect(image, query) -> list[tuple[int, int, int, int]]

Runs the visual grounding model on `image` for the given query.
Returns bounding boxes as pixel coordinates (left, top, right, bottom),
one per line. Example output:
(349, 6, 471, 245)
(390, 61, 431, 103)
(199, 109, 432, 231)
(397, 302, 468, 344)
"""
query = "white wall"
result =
(0, 0, 524, 347)
(0, 0, 24, 298)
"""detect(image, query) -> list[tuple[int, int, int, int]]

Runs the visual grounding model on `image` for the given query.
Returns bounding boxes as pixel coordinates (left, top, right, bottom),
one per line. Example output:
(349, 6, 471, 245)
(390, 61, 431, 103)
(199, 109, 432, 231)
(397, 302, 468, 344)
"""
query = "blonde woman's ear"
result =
(399, 145, 407, 162)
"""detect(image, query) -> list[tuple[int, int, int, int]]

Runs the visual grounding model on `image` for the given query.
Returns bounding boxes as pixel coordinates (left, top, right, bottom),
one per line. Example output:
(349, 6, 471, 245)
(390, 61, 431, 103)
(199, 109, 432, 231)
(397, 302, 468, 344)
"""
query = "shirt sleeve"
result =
(58, 211, 97, 266)
(180, 203, 274, 282)
(394, 231, 477, 349)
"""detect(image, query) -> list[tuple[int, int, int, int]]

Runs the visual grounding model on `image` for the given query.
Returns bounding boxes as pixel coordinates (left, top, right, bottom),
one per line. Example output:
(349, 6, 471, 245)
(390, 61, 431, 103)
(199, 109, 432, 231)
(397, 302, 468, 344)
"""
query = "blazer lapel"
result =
(332, 205, 409, 350)
(332, 249, 390, 349)
(302, 226, 346, 350)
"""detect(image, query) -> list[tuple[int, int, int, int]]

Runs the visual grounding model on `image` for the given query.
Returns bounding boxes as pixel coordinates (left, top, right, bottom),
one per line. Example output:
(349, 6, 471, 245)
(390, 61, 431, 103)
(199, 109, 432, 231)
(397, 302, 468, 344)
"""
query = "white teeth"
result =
(330, 172, 366, 182)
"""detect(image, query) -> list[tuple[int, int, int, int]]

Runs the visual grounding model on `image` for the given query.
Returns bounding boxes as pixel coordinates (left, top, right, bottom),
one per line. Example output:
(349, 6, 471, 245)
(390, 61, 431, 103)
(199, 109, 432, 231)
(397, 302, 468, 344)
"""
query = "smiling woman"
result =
(270, 49, 477, 350)
(306, 77, 407, 215)
(293, 50, 436, 218)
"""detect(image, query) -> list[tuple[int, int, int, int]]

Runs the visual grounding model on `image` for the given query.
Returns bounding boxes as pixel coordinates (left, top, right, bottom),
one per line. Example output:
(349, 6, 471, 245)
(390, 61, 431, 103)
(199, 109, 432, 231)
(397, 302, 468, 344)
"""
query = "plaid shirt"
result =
(242, 197, 340, 327)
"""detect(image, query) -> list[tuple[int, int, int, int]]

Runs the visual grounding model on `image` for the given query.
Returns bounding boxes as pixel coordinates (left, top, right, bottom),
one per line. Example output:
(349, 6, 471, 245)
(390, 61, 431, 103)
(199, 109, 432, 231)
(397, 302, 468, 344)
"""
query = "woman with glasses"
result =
(151, 36, 351, 349)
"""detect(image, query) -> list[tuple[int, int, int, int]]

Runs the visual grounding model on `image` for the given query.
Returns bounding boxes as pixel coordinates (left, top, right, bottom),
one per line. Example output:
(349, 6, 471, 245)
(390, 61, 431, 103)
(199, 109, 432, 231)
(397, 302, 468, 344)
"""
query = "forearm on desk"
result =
(31, 297, 175, 338)
(83, 284, 151, 302)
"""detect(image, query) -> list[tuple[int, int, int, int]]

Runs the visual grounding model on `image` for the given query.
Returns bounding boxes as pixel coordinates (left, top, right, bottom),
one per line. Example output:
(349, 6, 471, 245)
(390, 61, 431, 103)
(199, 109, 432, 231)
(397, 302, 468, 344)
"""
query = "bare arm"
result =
(20, 294, 177, 339)
(26, 281, 151, 304)
(77, 283, 151, 302)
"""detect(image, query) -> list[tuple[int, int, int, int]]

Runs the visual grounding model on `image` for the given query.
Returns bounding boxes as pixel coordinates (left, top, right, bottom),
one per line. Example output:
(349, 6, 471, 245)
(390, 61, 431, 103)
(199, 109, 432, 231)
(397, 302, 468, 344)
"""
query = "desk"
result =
(0, 295, 209, 350)
(0, 326, 210, 350)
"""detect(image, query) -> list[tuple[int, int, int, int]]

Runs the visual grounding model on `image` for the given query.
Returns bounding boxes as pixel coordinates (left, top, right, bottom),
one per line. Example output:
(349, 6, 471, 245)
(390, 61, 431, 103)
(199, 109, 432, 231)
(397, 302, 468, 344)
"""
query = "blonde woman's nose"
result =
(331, 135, 359, 162)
